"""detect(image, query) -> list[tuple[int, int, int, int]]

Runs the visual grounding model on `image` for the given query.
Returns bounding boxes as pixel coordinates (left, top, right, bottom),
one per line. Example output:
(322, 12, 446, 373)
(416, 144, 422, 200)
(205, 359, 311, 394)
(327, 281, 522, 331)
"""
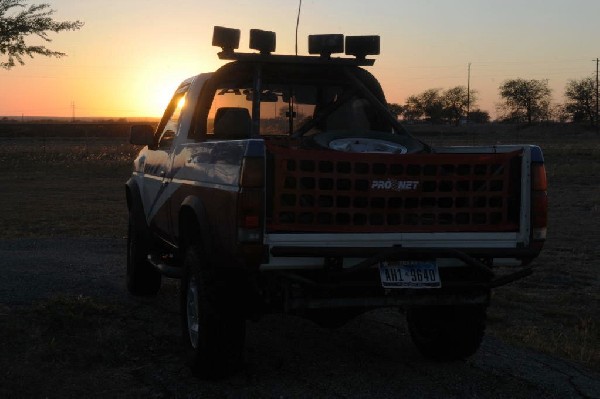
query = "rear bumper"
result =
(269, 245, 540, 262)
(268, 268, 497, 311)
(288, 292, 491, 309)
(259, 245, 536, 311)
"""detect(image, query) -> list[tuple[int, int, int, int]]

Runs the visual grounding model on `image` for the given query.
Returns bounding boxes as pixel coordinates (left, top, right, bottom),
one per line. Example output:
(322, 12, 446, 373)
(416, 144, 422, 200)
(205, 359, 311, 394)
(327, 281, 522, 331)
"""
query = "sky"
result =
(1, 0, 599, 119)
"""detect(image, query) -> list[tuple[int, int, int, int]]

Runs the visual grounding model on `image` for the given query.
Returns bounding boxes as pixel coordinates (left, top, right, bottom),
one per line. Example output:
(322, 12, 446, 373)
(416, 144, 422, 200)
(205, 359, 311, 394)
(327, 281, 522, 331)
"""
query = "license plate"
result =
(379, 260, 441, 289)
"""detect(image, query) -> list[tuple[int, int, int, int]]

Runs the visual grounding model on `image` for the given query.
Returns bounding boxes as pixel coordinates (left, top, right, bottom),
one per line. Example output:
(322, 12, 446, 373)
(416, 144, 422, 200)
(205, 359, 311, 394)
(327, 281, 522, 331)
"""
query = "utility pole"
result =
(595, 58, 599, 133)
(71, 101, 75, 123)
(466, 62, 471, 123)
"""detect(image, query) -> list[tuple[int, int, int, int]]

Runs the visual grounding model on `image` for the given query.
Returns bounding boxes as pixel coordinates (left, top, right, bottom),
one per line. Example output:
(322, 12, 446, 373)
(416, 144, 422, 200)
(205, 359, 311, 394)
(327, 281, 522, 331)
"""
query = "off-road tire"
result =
(126, 211, 161, 296)
(407, 305, 486, 361)
(180, 243, 246, 379)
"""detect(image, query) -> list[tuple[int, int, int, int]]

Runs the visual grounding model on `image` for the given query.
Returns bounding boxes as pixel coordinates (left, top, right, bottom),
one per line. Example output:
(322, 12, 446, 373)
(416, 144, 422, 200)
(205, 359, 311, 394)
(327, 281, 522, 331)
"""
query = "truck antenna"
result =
(295, 0, 302, 55)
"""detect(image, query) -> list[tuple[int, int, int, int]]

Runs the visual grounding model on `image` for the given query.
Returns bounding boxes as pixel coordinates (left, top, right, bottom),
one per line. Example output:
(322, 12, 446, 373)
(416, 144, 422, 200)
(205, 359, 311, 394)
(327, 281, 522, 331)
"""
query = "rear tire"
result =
(126, 211, 161, 296)
(180, 243, 245, 379)
(406, 305, 486, 361)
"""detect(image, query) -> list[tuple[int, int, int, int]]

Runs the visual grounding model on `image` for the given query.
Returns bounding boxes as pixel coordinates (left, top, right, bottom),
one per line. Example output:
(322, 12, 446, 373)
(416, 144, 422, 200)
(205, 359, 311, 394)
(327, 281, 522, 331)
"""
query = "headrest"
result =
(214, 107, 251, 139)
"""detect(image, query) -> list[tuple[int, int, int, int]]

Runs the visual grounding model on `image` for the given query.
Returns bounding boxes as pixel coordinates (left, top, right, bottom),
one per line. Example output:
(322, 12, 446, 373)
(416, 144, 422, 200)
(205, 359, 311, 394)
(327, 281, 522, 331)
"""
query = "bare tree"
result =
(0, 0, 83, 69)
(498, 79, 552, 124)
(564, 76, 596, 126)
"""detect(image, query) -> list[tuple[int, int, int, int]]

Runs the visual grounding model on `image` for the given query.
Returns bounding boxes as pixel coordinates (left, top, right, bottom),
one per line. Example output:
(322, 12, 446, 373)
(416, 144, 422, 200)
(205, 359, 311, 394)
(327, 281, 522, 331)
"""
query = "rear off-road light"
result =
(212, 26, 240, 54)
(345, 36, 380, 59)
(308, 34, 344, 58)
(250, 29, 276, 55)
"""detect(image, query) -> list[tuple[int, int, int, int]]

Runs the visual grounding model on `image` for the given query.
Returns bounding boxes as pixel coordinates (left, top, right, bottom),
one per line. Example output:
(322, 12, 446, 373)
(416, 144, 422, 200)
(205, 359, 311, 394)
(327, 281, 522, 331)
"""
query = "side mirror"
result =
(130, 125, 155, 146)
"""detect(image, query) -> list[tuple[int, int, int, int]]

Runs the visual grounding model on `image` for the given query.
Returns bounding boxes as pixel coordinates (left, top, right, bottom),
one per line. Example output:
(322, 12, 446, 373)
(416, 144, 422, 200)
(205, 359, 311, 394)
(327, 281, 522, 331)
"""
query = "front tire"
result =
(407, 305, 486, 361)
(180, 243, 245, 378)
(126, 211, 161, 296)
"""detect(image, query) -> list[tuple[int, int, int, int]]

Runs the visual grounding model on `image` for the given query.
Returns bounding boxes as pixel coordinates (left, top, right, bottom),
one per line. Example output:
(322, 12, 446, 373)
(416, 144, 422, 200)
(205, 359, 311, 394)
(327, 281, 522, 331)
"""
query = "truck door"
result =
(141, 90, 187, 241)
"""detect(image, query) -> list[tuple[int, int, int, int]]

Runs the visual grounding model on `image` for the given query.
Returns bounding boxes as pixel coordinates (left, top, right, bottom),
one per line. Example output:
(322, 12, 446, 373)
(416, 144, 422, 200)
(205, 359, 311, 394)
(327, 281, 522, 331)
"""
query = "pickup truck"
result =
(126, 27, 547, 378)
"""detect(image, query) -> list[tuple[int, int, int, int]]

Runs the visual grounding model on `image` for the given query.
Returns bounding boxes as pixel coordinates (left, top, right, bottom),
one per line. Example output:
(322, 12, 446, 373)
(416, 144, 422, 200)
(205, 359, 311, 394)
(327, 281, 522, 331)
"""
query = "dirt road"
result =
(1, 238, 598, 398)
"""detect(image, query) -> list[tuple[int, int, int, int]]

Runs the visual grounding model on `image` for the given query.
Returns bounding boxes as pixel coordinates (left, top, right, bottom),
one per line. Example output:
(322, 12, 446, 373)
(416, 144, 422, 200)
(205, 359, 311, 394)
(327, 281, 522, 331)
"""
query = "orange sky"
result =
(1, 0, 599, 119)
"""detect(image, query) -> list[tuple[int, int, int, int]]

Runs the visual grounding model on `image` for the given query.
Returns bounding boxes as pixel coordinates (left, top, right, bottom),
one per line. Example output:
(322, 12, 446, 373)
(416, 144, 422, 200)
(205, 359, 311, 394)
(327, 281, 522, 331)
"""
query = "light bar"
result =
(308, 34, 344, 58)
(345, 36, 380, 59)
(250, 29, 276, 55)
(212, 26, 240, 54)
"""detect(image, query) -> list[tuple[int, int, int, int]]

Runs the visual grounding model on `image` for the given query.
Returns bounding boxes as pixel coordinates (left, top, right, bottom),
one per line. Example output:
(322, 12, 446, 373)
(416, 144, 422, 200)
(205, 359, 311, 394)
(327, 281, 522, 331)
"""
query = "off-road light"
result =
(345, 36, 380, 59)
(212, 26, 240, 54)
(308, 34, 344, 58)
(250, 29, 276, 55)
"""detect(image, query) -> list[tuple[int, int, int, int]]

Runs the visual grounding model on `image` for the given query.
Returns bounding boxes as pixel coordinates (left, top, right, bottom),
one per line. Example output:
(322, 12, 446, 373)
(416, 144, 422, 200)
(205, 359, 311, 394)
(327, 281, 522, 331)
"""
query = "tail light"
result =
(238, 156, 264, 243)
(531, 162, 547, 245)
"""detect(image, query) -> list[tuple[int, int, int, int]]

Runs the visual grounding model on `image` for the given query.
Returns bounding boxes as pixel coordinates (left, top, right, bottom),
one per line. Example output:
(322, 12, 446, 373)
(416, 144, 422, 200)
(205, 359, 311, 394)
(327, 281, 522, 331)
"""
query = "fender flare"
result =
(178, 195, 213, 258)
(125, 177, 148, 232)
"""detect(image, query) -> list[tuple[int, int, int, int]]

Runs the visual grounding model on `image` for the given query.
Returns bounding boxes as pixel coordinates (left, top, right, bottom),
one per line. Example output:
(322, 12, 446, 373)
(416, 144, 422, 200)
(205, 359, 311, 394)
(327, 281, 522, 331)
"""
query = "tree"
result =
(467, 109, 490, 124)
(402, 95, 424, 121)
(498, 79, 552, 124)
(0, 0, 83, 69)
(401, 86, 480, 124)
(440, 86, 477, 125)
(387, 103, 404, 118)
(403, 88, 444, 123)
(564, 76, 597, 126)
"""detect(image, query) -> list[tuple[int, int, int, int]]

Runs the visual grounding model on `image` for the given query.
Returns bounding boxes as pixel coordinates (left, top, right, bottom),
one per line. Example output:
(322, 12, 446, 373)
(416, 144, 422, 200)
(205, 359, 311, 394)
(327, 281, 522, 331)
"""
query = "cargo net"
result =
(266, 143, 522, 233)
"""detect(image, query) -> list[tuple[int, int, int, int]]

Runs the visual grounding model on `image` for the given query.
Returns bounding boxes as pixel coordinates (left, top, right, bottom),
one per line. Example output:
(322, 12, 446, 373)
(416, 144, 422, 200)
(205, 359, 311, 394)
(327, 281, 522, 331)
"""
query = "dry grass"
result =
(0, 290, 183, 398)
(0, 136, 137, 238)
(0, 124, 598, 381)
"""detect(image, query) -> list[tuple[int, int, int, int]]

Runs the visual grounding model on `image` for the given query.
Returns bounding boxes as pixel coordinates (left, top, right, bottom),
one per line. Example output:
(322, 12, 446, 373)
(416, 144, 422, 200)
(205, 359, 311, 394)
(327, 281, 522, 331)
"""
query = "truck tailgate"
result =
(266, 143, 523, 234)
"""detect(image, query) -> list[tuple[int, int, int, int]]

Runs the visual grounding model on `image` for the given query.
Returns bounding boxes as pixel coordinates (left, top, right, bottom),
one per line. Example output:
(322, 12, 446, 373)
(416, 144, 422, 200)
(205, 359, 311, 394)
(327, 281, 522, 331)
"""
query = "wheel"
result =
(126, 211, 161, 296)
(406, 305, 486, 361)
(180, 243, 246, 378)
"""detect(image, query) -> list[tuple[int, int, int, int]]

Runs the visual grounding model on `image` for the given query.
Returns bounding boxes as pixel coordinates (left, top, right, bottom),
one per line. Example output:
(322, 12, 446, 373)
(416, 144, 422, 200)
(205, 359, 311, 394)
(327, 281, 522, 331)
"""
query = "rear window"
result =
(202, 64, 393, 138)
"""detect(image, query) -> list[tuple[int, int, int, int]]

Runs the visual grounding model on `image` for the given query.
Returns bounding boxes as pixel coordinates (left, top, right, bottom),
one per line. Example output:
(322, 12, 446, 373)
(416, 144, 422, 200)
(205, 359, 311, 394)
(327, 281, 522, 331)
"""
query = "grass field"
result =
(0, 136, 135, 238)
(0, 123, 598, 376)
